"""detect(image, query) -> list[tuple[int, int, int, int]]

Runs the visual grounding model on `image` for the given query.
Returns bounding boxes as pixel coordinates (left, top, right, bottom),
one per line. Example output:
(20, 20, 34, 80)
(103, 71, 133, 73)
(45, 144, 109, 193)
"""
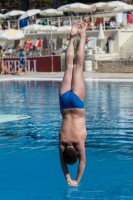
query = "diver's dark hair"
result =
(63, 145, 78, 165)
(0, 46, 2, 50)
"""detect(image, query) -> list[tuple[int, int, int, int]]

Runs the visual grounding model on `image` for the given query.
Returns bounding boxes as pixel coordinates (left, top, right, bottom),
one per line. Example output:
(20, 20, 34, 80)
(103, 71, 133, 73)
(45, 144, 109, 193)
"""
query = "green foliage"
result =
(42, 0, 52, 7)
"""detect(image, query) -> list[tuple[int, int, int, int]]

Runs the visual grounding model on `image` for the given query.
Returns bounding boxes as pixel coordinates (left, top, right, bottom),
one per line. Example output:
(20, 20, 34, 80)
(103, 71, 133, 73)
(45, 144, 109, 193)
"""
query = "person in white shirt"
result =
(109, 17, 117, 28)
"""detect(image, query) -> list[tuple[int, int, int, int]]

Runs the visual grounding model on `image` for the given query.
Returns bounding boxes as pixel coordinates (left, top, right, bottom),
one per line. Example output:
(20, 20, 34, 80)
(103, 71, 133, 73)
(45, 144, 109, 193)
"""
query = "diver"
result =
(59, 22, 87, 186)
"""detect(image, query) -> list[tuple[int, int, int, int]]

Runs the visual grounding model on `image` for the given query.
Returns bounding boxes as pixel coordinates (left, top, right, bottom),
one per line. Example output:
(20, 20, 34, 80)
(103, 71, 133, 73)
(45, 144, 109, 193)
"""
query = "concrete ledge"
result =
(1, 72, 133, 81)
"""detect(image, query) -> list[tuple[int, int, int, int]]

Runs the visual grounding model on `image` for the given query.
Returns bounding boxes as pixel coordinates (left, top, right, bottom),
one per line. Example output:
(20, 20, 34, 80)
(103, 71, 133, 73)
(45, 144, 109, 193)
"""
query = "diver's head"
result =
(63, 144, 79, 165)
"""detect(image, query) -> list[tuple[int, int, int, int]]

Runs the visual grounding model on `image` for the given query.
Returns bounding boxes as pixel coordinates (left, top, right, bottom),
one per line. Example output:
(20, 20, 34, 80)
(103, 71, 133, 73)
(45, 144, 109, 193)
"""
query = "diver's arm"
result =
(59, 145, 71, 183)
(64, 142, 86, 186)
(76, 143, 86, 184)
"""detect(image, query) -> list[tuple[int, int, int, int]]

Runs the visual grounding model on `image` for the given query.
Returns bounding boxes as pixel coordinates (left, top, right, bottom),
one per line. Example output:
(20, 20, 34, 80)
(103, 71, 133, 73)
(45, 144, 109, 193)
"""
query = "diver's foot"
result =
(70, 23, 81, 39)
(78, 22, 88, 38)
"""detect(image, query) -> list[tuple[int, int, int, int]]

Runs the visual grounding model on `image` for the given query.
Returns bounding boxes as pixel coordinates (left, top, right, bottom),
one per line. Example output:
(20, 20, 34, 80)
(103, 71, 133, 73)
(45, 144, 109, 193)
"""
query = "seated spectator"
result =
(42, 40, 55, 55)
(109, 17, 117, 28)
(0, 59, 15, 75)
(82, 15, 88, 23)
(2, 22, 8, 30)
(127, 12, 133, 24)
(23, 40, 27, 47)
(26, 39, 33, 50)
(48, 40, 55, 54)
(32, 45, 37, 54)
(36, 38, 42, 49)
(95, 18, 103, 29)
(87, 17, 95, 30)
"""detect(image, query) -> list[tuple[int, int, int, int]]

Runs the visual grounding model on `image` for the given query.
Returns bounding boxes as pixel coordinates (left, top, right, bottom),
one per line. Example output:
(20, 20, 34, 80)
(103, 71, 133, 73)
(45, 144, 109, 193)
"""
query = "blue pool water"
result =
(0, 81, 133, 200)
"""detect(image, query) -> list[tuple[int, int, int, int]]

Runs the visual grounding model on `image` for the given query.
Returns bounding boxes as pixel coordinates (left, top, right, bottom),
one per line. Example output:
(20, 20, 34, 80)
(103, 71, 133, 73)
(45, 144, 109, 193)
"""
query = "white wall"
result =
(118, 30, 133, 47)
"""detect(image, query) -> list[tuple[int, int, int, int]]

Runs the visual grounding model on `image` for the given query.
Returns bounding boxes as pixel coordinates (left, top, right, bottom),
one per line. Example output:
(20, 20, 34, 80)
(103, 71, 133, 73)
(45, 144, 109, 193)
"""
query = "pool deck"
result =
(0, 71, 133, 81)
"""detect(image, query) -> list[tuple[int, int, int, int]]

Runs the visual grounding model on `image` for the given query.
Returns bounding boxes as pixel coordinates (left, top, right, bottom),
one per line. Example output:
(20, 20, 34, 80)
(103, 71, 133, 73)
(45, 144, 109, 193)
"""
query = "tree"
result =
(42, 0, 52, 7)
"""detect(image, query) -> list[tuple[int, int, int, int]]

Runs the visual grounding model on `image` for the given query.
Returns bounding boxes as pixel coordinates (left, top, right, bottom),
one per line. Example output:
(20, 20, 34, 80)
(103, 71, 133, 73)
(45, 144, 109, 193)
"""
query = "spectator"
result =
(127, 12, 133, 24)
(17, 46, 28, 75)
(36, 38, 42, 49)
(0, 45, 4, 75)
(48, 40, 55, 54)
(2, 59, 15, 75)
(82, 15, 88, 23)
(2, 22, 8, 30)
(26, 39, 33, 50)
(87, 17, 95, 30)
(109, 17, 117, 28)
(95, 18, 103, 27)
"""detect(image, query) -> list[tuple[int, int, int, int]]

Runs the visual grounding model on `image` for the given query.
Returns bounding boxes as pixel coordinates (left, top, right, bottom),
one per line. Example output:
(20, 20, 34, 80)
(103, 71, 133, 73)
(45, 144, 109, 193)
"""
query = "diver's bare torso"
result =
(59, 108, 86, 148)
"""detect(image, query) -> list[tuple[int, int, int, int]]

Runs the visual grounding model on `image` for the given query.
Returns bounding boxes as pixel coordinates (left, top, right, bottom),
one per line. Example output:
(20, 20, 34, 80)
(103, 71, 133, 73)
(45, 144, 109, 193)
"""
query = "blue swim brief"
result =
(60, 91, 84, 109)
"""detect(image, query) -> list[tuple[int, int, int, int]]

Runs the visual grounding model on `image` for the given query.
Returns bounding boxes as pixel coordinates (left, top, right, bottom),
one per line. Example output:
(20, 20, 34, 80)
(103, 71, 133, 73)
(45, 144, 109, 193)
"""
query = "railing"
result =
(0, 11, 131, 31)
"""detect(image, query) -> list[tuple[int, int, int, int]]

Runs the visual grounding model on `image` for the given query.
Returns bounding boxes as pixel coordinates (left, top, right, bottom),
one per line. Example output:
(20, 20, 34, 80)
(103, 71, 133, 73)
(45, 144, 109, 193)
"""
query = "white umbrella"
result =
(102, 2, 126, 11)
(21, 24, 44, 31)
(40, 9, 63, 16)
(40, 9, 63, 27)
(91, 2, 107, 10)
(68, 3, 92, 12)
(112, 4, 133, 13)
(19, 9, 41, 20)
(40, 25, 57, 31)
(4, 10, 25, 18)
(55, 25, 72, 33)
(57, 4, 70, 12)
(107, 1, 127, 9)
(0, 29, 24, 40)
(98, 23, 105, 49)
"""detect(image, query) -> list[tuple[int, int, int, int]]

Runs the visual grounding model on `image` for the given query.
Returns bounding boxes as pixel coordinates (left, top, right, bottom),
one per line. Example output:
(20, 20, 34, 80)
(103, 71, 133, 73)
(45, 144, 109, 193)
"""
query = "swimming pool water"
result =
(0, 81, 133, 200)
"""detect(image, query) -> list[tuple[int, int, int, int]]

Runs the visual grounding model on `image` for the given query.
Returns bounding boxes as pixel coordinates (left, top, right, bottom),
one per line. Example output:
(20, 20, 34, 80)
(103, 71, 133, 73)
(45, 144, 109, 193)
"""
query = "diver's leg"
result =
(71, 22, 87, 101)
(59, 23, 80, 96)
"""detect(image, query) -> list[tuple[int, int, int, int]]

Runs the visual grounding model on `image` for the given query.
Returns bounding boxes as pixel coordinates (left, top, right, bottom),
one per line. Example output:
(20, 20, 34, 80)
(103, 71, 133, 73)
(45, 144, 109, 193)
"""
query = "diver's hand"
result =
(67, 180, 79, 186)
